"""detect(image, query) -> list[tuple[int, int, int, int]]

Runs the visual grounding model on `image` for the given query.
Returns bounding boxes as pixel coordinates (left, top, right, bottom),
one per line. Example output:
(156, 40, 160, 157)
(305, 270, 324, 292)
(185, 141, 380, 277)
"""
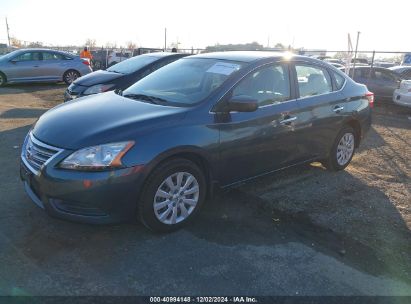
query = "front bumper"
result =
(64, 84, 88, 102)
(20, 158, 146, 224)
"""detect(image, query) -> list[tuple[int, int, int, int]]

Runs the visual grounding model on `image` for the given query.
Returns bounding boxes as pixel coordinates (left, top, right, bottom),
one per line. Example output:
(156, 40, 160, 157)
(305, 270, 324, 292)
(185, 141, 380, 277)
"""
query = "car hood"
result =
(32, 92, 187, 150)
(73, 70, 124, 87)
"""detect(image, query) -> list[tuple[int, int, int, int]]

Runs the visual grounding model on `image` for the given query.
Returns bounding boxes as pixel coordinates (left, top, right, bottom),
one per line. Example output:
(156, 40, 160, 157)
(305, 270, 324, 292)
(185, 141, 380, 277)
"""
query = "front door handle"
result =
(279, 116, 297, 125)
(333, 105, 344, 113)
(33, 65, 39, 68)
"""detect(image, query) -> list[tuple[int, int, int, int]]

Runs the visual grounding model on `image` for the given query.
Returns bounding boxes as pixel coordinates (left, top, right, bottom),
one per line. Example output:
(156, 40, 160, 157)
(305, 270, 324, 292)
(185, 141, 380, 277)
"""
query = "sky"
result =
(0, 0, 410, 52)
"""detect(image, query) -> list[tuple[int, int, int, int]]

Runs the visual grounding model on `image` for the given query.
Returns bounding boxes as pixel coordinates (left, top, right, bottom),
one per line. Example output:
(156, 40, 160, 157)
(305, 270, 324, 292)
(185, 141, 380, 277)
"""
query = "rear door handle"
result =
(333, 105, 344, 113)
(279, 116, 297, 124)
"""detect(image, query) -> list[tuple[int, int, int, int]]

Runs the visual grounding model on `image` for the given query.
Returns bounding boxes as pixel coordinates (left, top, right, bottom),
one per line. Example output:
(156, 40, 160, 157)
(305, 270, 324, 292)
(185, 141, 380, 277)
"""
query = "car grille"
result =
(23, 133, 62, 174)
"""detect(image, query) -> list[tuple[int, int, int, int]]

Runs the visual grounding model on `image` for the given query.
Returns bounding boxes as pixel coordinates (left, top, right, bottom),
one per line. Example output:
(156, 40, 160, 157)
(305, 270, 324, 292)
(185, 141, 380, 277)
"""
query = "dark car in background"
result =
(64, 52, 186, 101)
(343, 66, 401, 100)
(390, 66, 411, 80)
(0, 48, 92, 86)
(21, 52, 372, 231)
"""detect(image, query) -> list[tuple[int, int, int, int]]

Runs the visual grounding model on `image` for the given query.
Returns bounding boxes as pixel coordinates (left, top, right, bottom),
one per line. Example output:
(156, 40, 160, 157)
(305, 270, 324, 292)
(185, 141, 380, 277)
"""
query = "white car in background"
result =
(393, 80, 411, 108)
(107, 50, 132, 67)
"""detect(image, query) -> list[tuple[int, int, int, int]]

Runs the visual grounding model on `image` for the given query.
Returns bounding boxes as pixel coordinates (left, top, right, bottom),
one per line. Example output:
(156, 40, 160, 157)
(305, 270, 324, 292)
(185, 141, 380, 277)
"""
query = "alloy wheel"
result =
(336, 133, 355, 166)
(153, 172, 200, 225)
(64, 71, 78, 84)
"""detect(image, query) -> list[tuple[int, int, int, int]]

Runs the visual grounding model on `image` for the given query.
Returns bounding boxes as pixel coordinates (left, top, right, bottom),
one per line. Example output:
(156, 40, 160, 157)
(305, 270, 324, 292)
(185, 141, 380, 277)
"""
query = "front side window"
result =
(232, 64, 291, 106)
(123, 58, 245, 106)
(14, 52, 41, 61)
(374, 70, 396, 82)
(296, 65, 332, 97)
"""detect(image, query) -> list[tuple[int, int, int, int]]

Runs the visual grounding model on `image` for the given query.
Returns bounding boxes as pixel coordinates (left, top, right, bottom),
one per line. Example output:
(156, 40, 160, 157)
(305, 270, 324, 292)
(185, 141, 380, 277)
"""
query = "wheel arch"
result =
(63, 68, 81, 79)
(0, 70, 7, 82)
(144, 147, 215, 199)
(345, 119, 362, 148)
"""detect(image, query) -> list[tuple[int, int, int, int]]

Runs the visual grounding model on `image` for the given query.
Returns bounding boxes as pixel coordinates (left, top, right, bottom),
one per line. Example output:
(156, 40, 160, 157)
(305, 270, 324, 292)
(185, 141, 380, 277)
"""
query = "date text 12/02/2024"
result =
(149, 297, 258, 303)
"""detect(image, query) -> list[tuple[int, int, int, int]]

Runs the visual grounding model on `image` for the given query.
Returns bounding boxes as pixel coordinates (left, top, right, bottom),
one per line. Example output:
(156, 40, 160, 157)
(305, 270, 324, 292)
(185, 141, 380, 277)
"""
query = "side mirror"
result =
(10, 59, 17, 64)
(227, 95, 258, 112)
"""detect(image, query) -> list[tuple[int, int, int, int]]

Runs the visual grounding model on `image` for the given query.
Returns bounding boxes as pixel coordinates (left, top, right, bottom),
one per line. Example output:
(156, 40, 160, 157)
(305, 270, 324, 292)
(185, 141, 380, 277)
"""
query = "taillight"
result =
(82, 60, 90, 66)
(366, 92, 374, 108)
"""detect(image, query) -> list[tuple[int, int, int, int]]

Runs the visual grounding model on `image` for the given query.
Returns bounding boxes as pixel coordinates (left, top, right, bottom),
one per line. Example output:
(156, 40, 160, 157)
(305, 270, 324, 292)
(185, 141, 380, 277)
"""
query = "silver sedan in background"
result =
(0, 48, 93, 86)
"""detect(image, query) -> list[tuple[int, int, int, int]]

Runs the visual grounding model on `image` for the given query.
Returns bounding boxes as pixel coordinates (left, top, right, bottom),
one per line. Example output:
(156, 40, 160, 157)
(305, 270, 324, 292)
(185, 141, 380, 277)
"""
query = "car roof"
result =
(187, 51, 306, 63)
(8, 48, 76, 57)
(390, 65, 411, 71)
(13, 48, 66, 53)
(146, 52, 186, 58)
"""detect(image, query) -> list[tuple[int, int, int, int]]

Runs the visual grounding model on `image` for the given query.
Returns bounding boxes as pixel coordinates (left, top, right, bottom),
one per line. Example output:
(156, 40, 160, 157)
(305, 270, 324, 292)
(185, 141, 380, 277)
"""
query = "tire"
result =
(138, 158, 207, 232)
(63, 70, 80, 85)
(0, 72, 6, 87)
(322, 126, 356, 171)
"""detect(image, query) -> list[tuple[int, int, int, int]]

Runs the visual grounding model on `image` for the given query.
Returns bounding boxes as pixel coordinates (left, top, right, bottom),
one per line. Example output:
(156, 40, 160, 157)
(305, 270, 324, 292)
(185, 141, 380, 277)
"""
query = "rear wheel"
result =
(0, 72, 6, 87)
(138, 158, 206, 232)
(63, 70, 80, 85)
(322, 126, 356, 171)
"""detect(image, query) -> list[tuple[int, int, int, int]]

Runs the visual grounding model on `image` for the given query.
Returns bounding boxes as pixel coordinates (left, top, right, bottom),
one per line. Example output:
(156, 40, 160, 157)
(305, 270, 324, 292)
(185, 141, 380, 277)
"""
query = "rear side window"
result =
(333, 72, 346, 90)
(374, 70, 396, 82)
(232, 64, 291, 106)
(42, 52, 64, 60)
(402, 70, 411, 79)
(296, 65, 332, 97)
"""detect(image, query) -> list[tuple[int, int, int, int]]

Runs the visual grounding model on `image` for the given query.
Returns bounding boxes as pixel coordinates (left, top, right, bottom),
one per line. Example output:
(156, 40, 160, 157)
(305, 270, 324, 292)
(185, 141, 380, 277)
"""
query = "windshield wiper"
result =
(122, 93, 169, 104)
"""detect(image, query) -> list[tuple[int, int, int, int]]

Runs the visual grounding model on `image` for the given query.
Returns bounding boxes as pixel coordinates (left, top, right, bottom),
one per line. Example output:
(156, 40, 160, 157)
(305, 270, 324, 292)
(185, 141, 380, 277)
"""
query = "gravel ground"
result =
(0, 84, 410, 296)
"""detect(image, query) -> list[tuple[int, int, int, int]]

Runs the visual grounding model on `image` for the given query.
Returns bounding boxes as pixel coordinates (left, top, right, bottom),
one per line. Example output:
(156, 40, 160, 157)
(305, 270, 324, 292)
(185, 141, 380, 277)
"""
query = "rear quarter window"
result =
(333, 72, 346, 90)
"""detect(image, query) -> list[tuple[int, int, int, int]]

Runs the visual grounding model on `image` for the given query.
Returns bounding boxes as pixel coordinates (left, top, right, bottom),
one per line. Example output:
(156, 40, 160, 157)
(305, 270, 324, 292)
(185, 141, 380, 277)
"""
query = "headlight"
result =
(83, 84, 115, 95)
(59, 141, 134, 170)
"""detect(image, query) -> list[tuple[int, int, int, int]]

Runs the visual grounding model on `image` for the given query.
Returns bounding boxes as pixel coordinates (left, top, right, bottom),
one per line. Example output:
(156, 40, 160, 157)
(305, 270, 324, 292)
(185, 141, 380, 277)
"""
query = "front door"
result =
(7, 51, 42, 82)
(216, 63, 307, 185)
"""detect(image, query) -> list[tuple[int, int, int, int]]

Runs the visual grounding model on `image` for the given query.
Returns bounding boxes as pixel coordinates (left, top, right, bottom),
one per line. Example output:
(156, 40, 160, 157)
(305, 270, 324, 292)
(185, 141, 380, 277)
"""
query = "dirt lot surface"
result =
(0, 84, 410, 296)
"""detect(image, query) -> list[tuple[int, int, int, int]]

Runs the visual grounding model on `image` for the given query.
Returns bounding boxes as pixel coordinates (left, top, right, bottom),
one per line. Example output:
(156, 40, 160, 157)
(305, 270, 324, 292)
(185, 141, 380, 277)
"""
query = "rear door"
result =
(292, 62, 348, 159)
(217, 62, 307, 185)
(40, 52, 66, 81)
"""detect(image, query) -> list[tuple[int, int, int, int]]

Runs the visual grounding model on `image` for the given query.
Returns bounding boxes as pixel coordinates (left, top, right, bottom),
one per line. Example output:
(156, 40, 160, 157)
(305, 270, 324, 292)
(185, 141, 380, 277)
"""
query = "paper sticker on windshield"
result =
(206, 63, 241, 75)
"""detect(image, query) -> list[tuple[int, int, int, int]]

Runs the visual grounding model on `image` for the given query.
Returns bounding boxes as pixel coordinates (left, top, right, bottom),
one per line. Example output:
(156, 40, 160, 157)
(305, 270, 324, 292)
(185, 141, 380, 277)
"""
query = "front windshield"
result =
(123, 58, 245, 106)
(107, 55, 158, 74)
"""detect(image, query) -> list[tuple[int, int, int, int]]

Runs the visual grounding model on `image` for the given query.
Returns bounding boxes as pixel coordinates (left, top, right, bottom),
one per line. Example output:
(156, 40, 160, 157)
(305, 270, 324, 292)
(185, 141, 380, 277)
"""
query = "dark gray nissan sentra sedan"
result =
(20, 52, 372, 232)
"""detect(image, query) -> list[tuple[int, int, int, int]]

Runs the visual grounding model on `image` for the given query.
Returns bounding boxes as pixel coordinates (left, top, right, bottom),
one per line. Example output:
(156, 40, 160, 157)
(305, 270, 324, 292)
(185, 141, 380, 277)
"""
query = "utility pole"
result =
(352, 31, 361, 77)
(5, 17, 11, 46)
(164, 28, 167, 51)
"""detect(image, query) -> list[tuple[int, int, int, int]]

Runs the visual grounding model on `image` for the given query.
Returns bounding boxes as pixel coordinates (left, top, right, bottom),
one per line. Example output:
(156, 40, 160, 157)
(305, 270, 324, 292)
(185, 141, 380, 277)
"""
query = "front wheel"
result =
(63, 70, 80, 85)
(322, 126, 356, 171)
(138, 158, 207, 232)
